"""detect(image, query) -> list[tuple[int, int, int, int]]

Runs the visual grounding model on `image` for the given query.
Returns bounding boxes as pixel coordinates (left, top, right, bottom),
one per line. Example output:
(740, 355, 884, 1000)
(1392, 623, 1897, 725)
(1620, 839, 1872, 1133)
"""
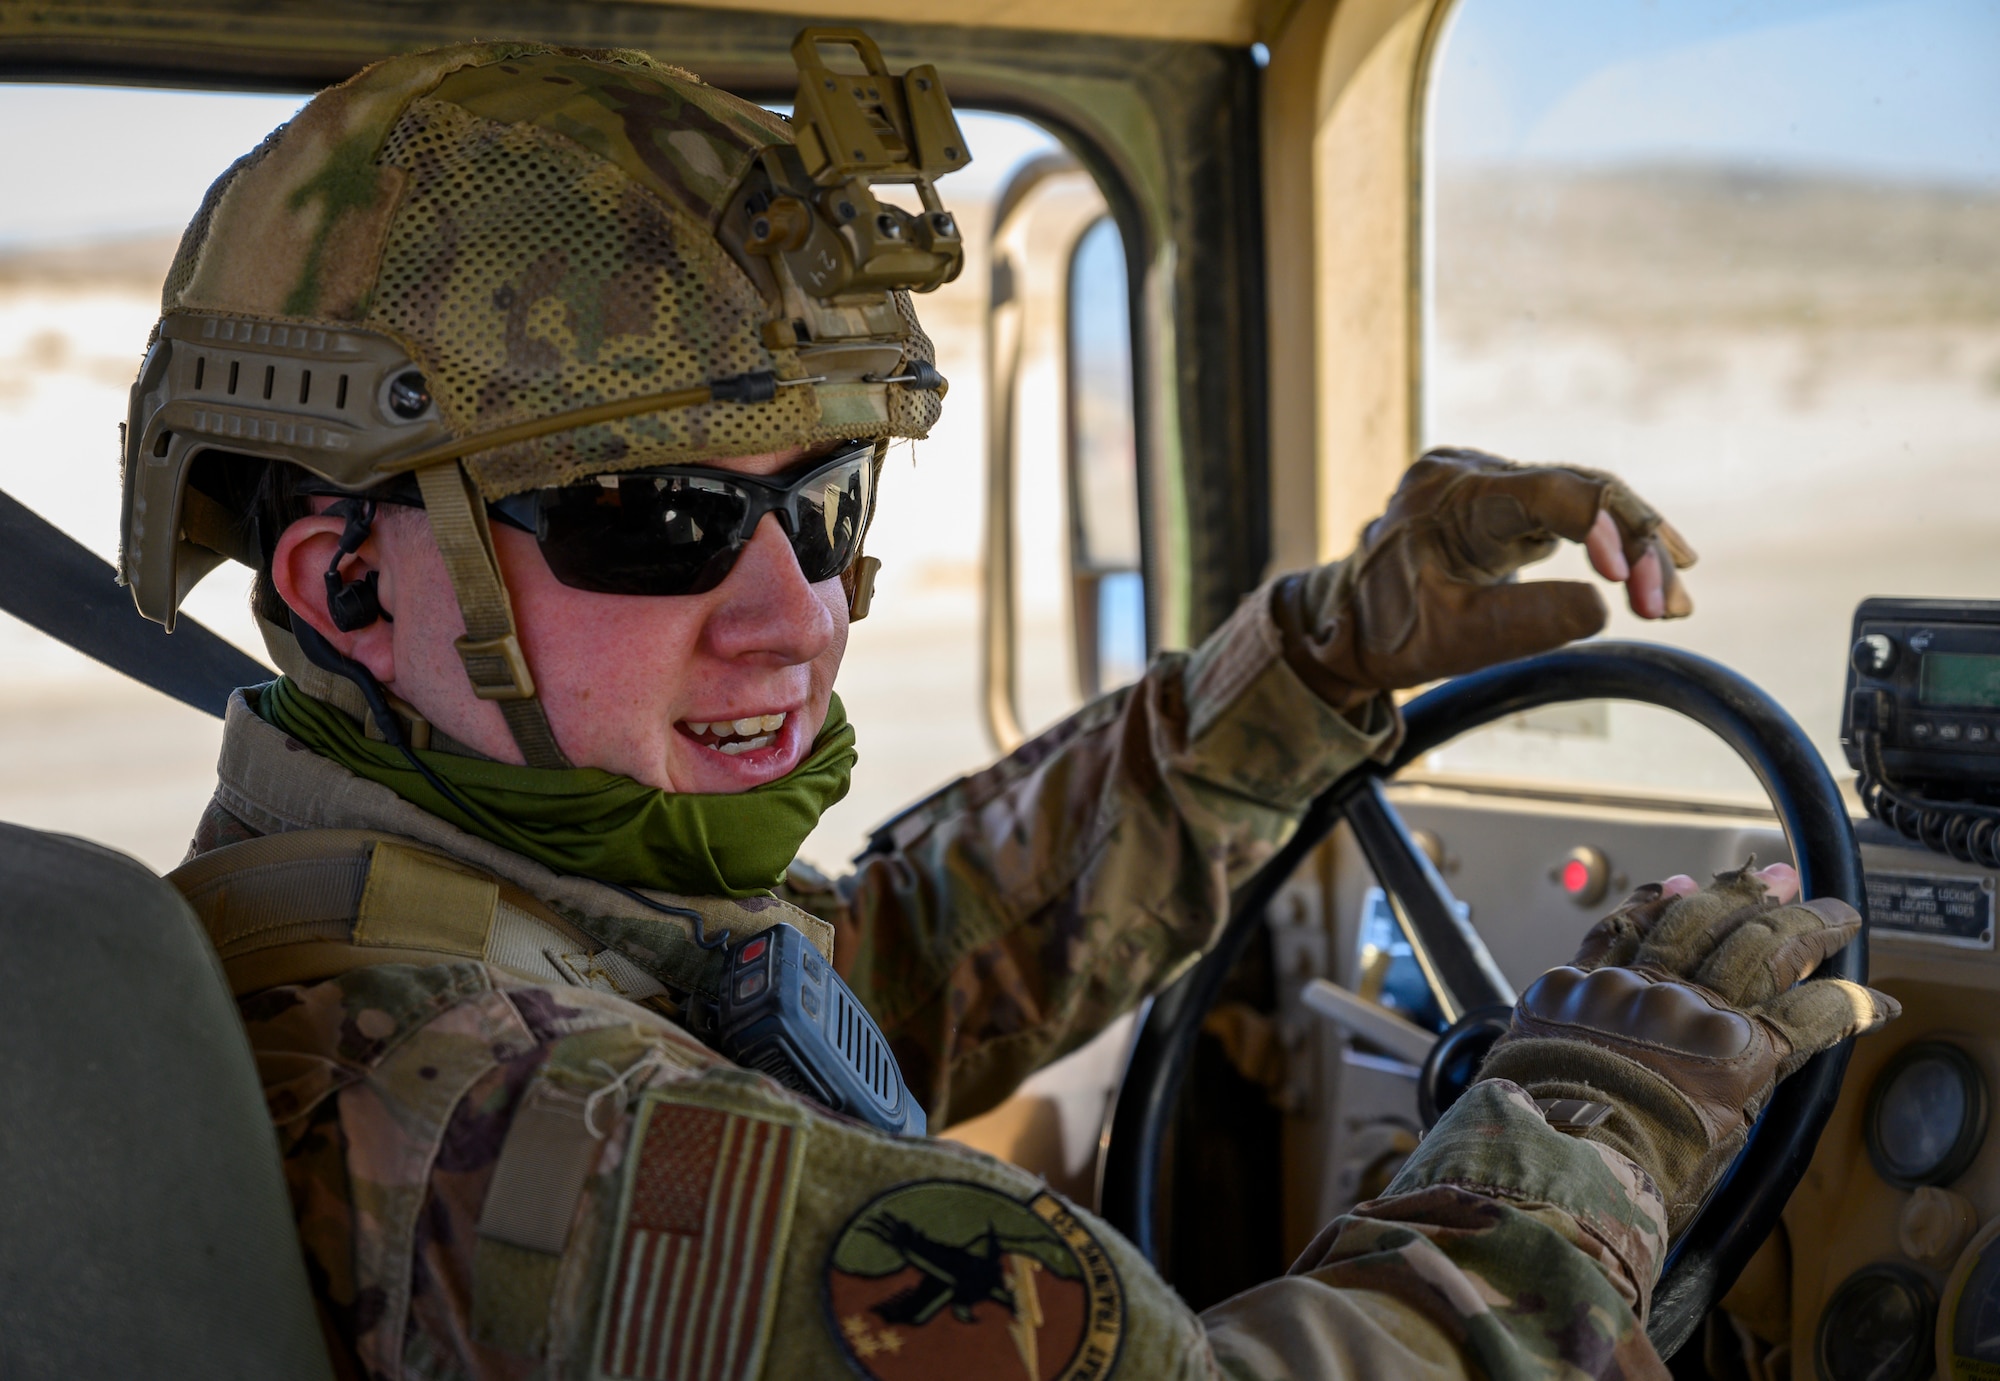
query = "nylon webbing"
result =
(166, 828, 671, 1000)
(469, 1081, 602, 1356)
(387, 383, 712, 472)
(413, 463, 570, 770)
(477, 1083, 600, 1254)
(172, 829, 377, 948)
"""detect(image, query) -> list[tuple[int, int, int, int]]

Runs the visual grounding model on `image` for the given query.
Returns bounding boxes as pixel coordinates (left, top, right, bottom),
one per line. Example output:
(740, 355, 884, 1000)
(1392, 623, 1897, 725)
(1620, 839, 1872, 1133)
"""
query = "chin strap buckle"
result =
(414, 462, 570, 770)
(456, 631, 537, 701)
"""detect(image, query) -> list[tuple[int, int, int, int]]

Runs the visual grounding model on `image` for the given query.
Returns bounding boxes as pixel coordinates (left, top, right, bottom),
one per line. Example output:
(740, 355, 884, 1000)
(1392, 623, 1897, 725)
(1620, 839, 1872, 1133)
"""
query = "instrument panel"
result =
(1752, 820, 2000, 1380)
(1318, 790, 2000, 1379)
(1304, 594, 2000, 1376)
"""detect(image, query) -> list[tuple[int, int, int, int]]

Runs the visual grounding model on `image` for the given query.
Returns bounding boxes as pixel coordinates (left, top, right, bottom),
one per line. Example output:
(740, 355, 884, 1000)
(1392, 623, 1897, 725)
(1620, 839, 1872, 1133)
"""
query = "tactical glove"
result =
(1479, 865, 1899, 1237)
(1276, 448, 1697, 708)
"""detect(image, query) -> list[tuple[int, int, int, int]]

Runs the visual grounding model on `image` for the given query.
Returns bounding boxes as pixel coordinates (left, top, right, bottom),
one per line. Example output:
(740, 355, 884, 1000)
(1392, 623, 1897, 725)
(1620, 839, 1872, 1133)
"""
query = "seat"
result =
(0, 821, 334, 1380)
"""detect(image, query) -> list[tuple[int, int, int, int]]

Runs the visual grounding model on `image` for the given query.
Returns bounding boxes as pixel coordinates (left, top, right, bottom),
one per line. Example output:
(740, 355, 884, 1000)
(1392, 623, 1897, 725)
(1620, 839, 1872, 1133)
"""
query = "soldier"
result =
(123, 36, 1895, 1380)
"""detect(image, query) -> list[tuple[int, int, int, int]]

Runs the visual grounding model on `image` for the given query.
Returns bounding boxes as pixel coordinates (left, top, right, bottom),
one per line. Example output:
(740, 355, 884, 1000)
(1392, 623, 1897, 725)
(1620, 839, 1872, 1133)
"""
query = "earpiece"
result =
(322, 498, 389, 633)
(327, 569, 385, 633)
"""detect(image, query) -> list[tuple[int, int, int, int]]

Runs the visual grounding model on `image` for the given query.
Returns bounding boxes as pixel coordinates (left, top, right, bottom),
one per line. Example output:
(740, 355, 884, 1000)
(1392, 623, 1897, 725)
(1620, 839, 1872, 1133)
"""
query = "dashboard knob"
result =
(1899, 1186, 1977, 1268)
(1853, 633, 1899, 677)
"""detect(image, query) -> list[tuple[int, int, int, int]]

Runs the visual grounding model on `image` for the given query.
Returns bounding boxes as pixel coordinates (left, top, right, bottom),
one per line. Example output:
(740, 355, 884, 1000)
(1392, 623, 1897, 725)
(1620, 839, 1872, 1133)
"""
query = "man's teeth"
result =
(684, 712, 787, 753)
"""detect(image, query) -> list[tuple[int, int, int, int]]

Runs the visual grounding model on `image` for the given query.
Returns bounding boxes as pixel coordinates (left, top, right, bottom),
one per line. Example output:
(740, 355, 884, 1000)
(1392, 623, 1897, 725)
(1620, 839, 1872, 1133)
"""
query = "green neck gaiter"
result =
(257, 677, 854, 898)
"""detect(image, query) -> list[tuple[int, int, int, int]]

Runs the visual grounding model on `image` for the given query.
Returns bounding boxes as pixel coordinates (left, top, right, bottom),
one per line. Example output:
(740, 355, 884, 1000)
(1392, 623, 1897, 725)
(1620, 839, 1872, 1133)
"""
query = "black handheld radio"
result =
(707, 922, 925, 1137)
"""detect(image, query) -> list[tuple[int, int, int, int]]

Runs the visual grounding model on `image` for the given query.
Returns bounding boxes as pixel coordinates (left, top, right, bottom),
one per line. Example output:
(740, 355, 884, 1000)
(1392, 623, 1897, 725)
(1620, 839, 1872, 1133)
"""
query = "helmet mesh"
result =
(887, 289, 944, 436)
(370, 97, 819, 497)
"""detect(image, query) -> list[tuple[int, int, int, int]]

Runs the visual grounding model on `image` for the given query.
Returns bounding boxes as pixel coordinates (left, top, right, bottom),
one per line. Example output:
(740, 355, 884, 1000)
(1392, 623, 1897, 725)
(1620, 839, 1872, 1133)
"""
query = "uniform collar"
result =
(209, 687, 838, 962)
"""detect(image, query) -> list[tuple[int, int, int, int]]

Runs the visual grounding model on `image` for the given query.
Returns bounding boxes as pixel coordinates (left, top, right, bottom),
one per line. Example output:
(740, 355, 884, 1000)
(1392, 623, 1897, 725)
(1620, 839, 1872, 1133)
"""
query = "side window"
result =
(1421, 0, 2000, 802)
(0, 91, 1129, 874)
(980, 162, 1145, 751)
(807, 115, 1148, 864)
(0, 84, 303, 870)
(1066, 218, 1145, 699)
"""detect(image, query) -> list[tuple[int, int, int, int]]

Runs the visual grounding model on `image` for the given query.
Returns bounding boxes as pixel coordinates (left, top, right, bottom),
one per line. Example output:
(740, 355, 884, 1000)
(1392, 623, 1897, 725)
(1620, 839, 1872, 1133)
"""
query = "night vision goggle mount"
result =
(728, 33, 968, 334)
(722, 29, 970, 379)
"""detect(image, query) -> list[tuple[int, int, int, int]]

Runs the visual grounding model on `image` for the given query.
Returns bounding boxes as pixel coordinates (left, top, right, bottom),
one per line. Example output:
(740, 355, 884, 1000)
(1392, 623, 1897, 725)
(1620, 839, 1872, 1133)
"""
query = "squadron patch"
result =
(823, 1180, 1126, 1381)
(593, 1090, 807, 1381)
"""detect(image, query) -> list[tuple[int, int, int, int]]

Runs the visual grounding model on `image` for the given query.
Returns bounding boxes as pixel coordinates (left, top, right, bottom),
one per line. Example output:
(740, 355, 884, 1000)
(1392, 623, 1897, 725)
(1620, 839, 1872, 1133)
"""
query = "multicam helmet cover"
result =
(121, 30, 967, 766)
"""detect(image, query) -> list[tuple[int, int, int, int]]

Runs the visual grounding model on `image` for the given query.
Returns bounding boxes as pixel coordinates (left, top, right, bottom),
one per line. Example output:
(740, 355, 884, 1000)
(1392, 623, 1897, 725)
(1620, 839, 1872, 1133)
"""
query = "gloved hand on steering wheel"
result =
(1275, 447, 1699, 713)
(1479, 862, 1901, 1237)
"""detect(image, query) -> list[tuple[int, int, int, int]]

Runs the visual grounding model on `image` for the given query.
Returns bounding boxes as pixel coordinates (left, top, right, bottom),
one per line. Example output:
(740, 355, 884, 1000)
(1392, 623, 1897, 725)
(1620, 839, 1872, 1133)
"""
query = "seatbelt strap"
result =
(0, 486, 269, 717)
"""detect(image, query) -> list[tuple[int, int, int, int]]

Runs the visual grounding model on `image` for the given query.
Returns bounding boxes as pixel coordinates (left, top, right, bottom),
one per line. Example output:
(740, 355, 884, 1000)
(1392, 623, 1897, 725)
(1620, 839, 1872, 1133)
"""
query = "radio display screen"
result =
(1920, 652, 2000, 709)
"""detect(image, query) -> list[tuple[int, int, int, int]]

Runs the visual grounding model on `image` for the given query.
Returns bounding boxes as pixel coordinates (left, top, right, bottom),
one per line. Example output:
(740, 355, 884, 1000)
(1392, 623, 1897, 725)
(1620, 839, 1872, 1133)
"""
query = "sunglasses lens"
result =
(520, 443, 876, 597)
(788, 453, 875, 583)
(535, 473, 752, 596)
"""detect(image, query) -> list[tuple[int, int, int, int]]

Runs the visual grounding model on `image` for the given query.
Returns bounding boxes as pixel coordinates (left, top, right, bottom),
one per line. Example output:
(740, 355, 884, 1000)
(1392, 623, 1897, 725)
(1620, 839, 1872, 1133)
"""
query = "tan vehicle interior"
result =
(3, 1, 1998, 1378)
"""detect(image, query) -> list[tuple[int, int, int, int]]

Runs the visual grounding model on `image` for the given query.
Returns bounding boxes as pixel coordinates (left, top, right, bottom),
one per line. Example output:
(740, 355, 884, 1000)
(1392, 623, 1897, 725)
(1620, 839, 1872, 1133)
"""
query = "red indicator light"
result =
(739, 937, 768, 964)
(1554, 847, 1611, 907)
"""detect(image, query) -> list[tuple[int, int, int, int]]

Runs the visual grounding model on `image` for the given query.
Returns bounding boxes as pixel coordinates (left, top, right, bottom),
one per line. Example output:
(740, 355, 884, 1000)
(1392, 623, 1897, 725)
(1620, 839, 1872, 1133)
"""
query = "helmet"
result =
(121, 29, 967, 766)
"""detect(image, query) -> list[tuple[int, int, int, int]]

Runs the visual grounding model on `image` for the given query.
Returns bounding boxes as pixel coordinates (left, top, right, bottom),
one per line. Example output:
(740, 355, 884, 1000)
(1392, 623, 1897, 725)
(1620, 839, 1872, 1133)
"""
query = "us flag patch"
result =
(593, 1090, 808, 1381)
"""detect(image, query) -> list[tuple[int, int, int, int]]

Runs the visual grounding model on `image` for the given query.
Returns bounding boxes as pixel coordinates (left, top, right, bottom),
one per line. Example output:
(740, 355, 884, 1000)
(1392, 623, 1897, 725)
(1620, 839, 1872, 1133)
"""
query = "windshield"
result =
(1423, 0, 2000, 804)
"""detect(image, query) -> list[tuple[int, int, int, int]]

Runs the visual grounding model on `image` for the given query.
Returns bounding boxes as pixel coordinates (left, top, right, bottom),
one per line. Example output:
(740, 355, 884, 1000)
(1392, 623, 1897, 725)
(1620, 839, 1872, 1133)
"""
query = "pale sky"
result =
(1434, 0, 2000, 185)
(7, 6, 1990, 239)
(0, 85, 1050, 249)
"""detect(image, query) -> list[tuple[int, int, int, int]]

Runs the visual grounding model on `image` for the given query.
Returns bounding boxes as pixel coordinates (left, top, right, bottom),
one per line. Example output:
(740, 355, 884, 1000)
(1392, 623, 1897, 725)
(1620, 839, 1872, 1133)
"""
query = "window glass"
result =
(0, 85, 1069, 872)
(1068, 218, 1138, 573)
(987, 165, 1142, 740)
(0, 84, 305, 870)
(807, 113, 1066, 862)
(1423, 0, 2000, 803)
(1067, 217, 1147, 695)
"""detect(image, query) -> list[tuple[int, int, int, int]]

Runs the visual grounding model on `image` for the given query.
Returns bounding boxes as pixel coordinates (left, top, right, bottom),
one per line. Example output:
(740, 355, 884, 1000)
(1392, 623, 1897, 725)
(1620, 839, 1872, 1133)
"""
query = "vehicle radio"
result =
(1844, 597, 2000, 864)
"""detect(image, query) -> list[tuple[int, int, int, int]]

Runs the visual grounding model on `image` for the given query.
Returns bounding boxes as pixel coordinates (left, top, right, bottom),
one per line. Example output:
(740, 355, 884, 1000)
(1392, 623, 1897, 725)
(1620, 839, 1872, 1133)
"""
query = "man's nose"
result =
(702, 513, 837, 663)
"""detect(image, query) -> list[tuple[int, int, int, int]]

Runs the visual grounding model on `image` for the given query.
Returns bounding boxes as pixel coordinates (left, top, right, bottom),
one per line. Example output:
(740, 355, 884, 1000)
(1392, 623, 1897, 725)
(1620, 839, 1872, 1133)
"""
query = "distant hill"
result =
(0, 235, 179, 292)
(17, 170, 1984, 340)
(1435, 164, 2000, 333)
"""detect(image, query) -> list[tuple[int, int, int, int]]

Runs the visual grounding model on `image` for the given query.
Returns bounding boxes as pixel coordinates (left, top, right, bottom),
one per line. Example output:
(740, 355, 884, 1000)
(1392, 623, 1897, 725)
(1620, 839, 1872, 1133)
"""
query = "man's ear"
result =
(271, 513, 397, 684)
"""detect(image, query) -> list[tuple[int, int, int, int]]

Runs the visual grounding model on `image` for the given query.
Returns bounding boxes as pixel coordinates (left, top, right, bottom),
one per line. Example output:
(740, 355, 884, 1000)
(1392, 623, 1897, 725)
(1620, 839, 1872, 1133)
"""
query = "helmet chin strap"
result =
(299, 466, 569, 770)
(289, 595, 724, 937)
(843, 556, 880, 621)
(411, 462, 572, 770)
(839, 443, 889, 622)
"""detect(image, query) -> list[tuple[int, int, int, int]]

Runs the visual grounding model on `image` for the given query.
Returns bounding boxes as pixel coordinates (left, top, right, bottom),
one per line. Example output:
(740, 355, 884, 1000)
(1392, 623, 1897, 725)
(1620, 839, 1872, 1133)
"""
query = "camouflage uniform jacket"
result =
(180, 588, 1668, 1380)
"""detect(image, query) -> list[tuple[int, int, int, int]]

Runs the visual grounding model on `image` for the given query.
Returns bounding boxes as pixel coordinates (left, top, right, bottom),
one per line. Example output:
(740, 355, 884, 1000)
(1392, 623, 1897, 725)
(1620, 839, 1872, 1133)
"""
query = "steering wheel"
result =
(1098, 642, 1867, 1361)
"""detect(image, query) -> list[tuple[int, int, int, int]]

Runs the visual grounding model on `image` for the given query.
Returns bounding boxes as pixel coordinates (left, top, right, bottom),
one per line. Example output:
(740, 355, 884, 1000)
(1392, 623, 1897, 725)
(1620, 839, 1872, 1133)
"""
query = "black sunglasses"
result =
(326, 440, 877, 598)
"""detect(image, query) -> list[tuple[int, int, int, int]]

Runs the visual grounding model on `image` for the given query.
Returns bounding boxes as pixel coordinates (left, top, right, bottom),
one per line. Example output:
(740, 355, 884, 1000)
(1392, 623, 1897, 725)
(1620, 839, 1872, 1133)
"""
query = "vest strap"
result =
(168, 829, 668, 1003)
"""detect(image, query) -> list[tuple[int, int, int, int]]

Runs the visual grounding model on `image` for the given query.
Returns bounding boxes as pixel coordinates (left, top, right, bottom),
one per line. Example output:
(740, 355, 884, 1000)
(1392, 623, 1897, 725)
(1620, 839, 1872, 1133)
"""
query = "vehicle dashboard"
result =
(1287, 781, 2000, 1380)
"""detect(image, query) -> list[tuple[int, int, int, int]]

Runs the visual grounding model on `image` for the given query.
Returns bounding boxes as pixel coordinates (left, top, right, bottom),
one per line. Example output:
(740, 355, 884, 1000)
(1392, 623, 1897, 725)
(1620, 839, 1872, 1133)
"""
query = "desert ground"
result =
(1424, 165, 2000, 799)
